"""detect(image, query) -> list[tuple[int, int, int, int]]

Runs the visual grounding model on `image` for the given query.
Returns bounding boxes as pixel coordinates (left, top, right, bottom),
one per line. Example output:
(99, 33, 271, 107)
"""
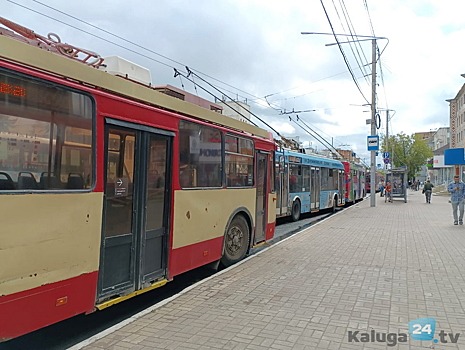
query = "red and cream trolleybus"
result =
(342, 160, 366, 204)
(0, 18, 276, 340)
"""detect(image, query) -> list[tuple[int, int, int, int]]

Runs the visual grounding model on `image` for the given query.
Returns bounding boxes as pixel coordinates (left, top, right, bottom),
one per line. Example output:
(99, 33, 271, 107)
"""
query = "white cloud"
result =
(2, 0, 462, 161)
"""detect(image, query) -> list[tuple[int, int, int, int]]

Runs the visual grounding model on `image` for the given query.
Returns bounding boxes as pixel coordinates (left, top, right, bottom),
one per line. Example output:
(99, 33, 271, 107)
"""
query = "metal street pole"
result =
(386, 109, 389, 171)
(370, 38, 376, 207)
(300, 32, 387, 208)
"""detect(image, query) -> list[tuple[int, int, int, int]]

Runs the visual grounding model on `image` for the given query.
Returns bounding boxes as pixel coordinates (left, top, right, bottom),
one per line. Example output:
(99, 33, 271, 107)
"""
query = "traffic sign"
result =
(367, 135, 379, 151)
(383, 152, 390, 159)
(383, 158, 390, 164)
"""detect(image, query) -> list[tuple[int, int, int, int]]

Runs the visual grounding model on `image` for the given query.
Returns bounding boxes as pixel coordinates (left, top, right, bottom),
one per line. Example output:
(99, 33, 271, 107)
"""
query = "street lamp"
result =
(301, 32, 388, 207)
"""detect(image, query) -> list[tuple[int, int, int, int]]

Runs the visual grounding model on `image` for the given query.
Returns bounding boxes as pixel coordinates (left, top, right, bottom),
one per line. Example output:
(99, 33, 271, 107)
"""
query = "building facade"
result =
(446, 75, 465, 180)
(432, 127, 451, 185)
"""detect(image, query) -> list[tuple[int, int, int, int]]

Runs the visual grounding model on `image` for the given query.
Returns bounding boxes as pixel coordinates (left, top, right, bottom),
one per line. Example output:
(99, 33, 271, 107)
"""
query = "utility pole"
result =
(300, 32, 387, 207)
(386, 109, 389, 171)
(383, 109, 396, 172)
(370, 39, 377, 207)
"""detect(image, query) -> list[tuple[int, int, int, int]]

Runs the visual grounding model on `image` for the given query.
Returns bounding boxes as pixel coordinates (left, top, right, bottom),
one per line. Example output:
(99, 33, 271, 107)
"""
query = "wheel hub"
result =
(227, 226, 243, 254)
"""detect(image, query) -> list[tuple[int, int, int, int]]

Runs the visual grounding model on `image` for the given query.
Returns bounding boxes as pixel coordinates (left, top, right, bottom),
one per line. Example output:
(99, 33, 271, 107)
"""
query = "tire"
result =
(220, 215, 250, 267)
(291, 200, 301, 222)
(332, 196, 337, 213)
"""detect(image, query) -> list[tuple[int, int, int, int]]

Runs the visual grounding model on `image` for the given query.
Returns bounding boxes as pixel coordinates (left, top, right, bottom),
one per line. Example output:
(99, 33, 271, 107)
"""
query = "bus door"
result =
(355, 170, 360, 198)
(98, 120, 173, 301)
(275, 154, 287, 217)
(311, 167, 320, 210)
(303, 165, 311, 209)
(254, 152, 268, 244)
(338, 169, 345, 205)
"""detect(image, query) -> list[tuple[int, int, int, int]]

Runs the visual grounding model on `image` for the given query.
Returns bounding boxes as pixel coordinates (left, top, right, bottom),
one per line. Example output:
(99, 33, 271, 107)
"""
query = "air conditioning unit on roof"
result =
(100, 56, 152, 86)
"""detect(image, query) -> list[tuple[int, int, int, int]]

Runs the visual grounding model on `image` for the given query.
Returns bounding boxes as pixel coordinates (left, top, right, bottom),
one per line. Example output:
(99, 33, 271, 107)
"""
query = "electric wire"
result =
(339, 0, 371, 84)
(172, 68, 259, 127)
(332, 0, 370, 85)
(6, 0, 173, 69)
(319, 0, 370, 104)
(29, 0, 373, 125)
(289, 115, 342, 159)
(296, 115, 343, 158)
(27, 0, 348, 129)
(363, 0, 391, 127)
(9, 0, 257, 104)
(185, 68, 292, 142)
(5, 0, 372, 154)
(6, 0, 297, 148)
(363, 0, 376, 37)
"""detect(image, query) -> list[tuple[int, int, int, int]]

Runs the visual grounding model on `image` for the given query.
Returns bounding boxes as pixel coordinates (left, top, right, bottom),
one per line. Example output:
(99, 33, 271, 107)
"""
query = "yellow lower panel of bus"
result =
(0, 192, 103, 296)
(172, 189, 256, 249)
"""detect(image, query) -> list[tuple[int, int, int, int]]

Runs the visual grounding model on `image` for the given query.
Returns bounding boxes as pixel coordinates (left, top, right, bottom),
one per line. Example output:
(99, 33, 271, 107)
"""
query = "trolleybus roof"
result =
(0, 33, 272, 140)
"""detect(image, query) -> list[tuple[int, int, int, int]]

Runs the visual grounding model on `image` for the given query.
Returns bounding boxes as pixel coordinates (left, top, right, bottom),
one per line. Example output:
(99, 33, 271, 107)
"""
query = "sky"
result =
(2, 0, 464, 164)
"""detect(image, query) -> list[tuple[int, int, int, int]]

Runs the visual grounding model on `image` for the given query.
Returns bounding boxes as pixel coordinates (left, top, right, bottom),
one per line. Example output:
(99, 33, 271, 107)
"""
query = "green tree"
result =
(381, 132, 432, 179)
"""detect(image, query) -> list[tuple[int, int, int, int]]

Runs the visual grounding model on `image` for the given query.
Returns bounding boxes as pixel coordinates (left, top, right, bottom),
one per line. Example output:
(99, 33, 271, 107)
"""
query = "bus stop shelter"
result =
(386, 166, 408, 203)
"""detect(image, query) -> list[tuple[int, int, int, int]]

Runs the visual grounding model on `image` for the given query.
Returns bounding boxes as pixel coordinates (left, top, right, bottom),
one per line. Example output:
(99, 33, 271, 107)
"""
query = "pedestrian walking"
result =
(422, 180, 434, 203)
(384, 181, 392, 202)
(447, 175, 465, 225)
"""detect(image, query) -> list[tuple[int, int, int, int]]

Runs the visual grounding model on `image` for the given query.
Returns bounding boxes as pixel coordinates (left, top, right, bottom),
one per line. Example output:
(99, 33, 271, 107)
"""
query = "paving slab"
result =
(72, 190, 465, 350)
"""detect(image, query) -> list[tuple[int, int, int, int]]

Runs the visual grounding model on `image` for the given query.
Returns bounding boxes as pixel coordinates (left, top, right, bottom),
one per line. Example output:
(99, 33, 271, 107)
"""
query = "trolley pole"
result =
(370, 38, 377, 207)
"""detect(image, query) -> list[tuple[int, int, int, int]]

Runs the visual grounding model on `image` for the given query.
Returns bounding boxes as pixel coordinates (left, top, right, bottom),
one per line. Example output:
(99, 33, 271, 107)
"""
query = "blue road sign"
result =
(367, 135, 379, 151)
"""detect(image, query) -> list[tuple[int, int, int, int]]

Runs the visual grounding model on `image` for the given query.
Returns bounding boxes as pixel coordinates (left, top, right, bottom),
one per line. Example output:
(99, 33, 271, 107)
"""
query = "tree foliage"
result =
(381, 133, 433, 179)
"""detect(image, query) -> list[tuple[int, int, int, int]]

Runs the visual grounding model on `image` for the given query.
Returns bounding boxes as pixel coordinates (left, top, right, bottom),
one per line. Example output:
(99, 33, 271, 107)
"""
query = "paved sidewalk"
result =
(73, 190, 465, 350)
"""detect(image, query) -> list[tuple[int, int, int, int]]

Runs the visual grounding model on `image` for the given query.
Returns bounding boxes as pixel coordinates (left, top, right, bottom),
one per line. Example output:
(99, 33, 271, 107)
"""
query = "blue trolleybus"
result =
(275, 149, 345, 221)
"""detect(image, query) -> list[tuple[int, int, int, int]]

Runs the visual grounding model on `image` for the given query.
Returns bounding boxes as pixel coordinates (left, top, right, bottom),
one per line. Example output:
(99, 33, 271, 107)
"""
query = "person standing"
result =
(378, 180, 385, 197)
(422, 180, 434, 203)
(447, 175, 465, 225)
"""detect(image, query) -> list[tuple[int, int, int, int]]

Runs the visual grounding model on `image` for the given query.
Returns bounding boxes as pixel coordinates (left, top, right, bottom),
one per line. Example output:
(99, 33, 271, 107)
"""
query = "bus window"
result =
(302, 165, 310, 191)
(179, 120, 221, 188)
(225, 135, 254, 187)
(289, 164, 302, 192)
(104, 131, 135, 237)
(0, 69, 94, 191)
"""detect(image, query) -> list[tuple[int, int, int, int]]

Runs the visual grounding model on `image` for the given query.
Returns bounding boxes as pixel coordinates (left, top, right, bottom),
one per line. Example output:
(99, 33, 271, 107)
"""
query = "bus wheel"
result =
(220, 215, 250, 267)
(332, 197, 337, 213)
(291, 200, 301, 222)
